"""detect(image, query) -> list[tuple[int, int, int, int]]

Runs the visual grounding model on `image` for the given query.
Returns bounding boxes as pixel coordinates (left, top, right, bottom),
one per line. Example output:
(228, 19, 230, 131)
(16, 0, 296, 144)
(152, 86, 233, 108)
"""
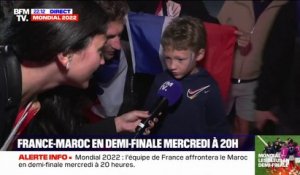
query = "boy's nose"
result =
(168, 60, 177, 70)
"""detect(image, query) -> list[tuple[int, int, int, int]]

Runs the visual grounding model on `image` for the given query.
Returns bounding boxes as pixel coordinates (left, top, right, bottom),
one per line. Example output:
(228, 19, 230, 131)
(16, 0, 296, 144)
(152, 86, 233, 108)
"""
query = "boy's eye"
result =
(176, 58, 185, 62)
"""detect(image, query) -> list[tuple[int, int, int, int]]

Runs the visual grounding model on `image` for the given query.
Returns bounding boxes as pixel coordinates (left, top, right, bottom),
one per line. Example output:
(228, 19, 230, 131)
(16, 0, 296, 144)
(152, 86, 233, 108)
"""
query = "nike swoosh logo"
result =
(187, 85, 210, 100)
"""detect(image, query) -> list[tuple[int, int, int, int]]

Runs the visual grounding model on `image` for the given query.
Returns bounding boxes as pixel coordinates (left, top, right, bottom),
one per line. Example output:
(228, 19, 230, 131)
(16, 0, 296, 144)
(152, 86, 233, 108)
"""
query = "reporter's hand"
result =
(255, 110, 279, 130)
(143, 118, 158, 135)
(115, 110, 149, 133)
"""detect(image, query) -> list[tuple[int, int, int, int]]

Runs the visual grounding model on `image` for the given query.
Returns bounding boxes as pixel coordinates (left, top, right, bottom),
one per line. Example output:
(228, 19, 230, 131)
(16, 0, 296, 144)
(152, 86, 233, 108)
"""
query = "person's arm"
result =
(217, 1, 231, 25)
(254, 2, 297, 129)
(114, 110, 149, 132)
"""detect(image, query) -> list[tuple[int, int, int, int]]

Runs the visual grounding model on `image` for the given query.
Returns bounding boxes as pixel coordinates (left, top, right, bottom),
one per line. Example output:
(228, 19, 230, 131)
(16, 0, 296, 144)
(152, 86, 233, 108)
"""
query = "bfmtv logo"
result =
(14, 8, 30, 22)
(159, 81, 174, 92)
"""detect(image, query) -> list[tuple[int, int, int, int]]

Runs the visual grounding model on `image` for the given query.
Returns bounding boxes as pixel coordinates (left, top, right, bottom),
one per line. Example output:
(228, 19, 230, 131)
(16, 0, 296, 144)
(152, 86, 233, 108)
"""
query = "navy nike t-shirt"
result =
(144, 67, 230, 135)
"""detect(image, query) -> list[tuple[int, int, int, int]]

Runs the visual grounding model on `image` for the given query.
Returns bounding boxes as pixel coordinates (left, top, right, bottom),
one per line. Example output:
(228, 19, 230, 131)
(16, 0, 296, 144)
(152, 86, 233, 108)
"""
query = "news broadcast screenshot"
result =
(0, 1, 299, 175)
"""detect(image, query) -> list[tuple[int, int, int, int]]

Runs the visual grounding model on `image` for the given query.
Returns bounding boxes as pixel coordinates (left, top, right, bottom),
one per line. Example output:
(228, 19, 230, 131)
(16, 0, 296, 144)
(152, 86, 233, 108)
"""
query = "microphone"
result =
(135, 79, 183, 137)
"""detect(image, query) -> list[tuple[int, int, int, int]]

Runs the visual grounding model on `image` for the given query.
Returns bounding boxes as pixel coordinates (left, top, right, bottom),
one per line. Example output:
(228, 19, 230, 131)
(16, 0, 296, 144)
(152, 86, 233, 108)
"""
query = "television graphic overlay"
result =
(13, 8, 78, 22)
(256, 135, 300, 175)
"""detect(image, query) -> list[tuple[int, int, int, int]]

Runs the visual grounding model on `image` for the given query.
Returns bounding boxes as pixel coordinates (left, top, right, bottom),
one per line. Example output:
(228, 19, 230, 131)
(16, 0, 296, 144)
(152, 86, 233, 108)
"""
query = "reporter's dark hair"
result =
(2, 1, 108, 63)
(25, 86, 89, 135)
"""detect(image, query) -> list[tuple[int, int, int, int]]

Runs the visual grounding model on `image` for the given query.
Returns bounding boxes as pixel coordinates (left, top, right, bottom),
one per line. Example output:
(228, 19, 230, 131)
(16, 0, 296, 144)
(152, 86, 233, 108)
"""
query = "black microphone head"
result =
(134, 79, 182, 138)
(157, 79, 183, 106)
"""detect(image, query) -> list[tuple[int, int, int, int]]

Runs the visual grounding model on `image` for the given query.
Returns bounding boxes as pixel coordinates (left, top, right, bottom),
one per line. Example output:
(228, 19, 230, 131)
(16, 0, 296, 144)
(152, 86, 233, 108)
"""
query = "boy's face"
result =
(163, 48, 205, 79)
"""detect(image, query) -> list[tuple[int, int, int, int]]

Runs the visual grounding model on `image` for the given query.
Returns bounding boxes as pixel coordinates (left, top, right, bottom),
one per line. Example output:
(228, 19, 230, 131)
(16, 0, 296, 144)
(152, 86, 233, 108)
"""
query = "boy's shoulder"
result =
(195, 68, 218, 83)
(188, 68, 221, 92)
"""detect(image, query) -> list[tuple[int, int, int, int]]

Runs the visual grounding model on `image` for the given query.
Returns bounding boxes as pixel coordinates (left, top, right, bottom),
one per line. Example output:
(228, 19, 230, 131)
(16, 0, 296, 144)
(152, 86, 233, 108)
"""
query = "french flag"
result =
(126, 12, 172, 75)
(126, 12, 237, 102)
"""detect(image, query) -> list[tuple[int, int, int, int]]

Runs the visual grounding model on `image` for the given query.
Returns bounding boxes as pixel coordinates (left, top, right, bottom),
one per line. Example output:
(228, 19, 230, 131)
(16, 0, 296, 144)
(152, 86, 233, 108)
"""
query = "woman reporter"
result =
(0, 1, 149, 149)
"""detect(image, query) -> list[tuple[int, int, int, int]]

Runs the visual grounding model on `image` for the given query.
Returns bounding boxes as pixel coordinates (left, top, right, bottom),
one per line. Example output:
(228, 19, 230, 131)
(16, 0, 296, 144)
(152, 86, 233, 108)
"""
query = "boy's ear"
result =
(195, 49, 205, 62)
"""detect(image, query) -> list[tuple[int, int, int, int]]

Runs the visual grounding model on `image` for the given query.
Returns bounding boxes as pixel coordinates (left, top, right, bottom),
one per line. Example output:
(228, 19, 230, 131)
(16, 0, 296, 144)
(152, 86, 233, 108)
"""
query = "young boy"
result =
(145, 16, 230, 135)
